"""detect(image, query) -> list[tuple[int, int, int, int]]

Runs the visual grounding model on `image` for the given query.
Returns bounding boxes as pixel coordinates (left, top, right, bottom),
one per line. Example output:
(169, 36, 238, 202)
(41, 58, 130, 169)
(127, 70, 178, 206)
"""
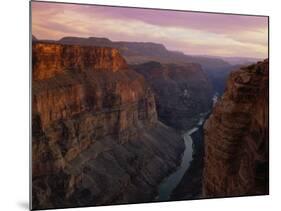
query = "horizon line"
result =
(32, 34, 267, 60)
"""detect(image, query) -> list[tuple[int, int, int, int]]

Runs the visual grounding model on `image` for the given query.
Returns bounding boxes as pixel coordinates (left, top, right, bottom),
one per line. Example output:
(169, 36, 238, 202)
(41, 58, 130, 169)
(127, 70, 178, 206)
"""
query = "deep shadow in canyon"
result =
(31, 35, 269, 210)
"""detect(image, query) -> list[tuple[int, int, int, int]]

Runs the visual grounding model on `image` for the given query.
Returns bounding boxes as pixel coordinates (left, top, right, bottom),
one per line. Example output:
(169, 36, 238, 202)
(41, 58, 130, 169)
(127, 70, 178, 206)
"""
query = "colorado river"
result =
(154, 94, 218, 201)
(155, 115, 206, 201)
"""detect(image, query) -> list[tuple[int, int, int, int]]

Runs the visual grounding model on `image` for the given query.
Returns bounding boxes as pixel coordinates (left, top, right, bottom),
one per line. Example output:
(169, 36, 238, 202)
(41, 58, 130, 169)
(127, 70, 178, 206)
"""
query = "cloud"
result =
(31, 1, 268, 58)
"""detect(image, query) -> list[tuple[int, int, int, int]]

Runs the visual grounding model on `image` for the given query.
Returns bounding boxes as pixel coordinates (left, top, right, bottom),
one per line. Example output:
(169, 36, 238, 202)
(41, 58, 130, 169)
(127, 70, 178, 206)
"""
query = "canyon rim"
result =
(31, 1, 269, 210)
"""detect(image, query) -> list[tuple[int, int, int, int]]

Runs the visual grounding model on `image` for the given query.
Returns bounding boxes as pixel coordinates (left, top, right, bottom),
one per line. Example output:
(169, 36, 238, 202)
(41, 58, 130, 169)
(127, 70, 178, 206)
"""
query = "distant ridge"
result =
(32, 35, 231, 69)
(32, 35, 258, 93)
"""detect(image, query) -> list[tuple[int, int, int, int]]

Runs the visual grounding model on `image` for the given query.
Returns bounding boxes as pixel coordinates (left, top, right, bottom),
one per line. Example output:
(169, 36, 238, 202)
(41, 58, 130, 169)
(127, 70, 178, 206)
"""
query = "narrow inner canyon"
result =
(155, 94, 218, 201)
(156, 116, 205, 201)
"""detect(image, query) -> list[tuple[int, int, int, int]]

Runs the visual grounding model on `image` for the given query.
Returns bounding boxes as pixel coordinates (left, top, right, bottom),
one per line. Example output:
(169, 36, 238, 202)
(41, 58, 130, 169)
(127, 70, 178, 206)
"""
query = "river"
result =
(155, 114, 206, 201)
(154, 93, 219, 201)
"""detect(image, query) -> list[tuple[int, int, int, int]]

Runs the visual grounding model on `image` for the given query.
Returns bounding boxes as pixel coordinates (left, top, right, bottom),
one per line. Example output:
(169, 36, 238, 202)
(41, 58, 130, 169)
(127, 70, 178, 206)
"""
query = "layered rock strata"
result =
(32, 43, 128, 80)
(32, 42, 184, 209)
(53, 36, 230, 70)
(132, 61, 213, 130)
(203, 59, 269, 197)
(36, 35, 233, 94)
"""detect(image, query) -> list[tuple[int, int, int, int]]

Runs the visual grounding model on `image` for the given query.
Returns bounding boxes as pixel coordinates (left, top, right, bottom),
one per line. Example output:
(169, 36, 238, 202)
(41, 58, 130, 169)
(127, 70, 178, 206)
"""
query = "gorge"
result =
(32, 42, 186, 209)
(32, 36, 268, 209)
(131, 61, 213, 130)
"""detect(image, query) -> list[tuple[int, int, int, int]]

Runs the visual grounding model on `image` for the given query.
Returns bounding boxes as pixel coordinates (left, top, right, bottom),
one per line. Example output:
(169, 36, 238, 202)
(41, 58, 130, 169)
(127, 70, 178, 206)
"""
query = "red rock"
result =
(32, 42, 128, 80)
(32, 43, 184, 209)
(203, 59, 269, 197)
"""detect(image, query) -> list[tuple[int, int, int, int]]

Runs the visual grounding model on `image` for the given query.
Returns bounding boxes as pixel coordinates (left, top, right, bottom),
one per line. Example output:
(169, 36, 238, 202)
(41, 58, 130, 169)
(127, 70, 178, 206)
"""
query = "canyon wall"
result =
(37, 36, 234, 94)
(32, 43, 128, 80)
(32, 42, 184, 209)
(203, 59, 269, 197)
(132, 61, 213, 130)
(54, 36, 230, 69)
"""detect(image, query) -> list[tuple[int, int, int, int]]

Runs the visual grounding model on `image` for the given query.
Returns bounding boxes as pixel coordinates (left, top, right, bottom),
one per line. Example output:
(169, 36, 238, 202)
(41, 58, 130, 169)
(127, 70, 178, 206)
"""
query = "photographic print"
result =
(31, 1, 269, 210)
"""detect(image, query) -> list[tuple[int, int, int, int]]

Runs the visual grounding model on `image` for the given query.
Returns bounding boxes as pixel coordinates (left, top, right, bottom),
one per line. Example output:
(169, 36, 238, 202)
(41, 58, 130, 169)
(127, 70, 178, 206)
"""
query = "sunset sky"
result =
(31, 1, 268, 58)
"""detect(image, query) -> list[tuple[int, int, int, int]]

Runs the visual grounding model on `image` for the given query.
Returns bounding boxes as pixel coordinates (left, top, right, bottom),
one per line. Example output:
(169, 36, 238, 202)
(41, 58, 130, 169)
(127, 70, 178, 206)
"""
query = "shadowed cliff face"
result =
(32, 43, 184, 209)
(132, 61, 213, 130)
(203, 59, 269, 197)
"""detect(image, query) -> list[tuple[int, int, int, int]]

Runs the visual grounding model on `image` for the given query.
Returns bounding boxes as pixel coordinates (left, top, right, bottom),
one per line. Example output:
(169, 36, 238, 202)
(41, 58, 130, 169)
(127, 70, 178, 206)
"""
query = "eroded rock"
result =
(203, 59, 269, 197)
(32, 43, 184, 209)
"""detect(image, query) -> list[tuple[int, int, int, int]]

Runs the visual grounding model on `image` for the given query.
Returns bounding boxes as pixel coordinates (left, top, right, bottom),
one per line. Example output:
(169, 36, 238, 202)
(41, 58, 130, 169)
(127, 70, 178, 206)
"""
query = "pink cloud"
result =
(31, 1, 268, 58)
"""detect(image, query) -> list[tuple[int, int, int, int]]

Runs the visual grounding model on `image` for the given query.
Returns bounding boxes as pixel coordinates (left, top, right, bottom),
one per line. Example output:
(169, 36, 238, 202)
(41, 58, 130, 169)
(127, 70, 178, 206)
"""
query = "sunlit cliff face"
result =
(32, 2, 268, 58)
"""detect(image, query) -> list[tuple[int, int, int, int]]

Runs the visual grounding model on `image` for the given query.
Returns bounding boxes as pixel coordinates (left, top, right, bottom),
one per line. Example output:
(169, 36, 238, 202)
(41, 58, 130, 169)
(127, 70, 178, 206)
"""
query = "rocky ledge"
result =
(203, 59, 269, 197)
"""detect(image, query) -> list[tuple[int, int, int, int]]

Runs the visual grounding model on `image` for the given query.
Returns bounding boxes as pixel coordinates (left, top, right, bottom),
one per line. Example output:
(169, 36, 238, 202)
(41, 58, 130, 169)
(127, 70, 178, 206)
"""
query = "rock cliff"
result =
(32, 43, 128, 80)
(36, 35, 233, 94)
(42, 36, 230, 70)
(203, 59, 269, 197)
(32, 42, 184, 209)
(132, 61, 213, 130)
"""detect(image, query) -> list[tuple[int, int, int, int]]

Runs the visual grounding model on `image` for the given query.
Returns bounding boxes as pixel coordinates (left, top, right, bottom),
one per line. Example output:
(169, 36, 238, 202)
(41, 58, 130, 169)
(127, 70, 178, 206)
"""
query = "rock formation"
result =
(132, 61, 213, 130)
(37, 35, 234, 94)
(32, 42, 184, 209)
(32, 43, 128, 80)
(40, 36, 230, 70)
(203, 59, 269, 197)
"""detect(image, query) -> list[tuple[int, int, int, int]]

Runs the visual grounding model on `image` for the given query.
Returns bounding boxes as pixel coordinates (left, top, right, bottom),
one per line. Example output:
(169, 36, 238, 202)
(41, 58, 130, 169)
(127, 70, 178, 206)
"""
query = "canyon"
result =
(31, 35, 269, 209)
(36, 36, 238, 94)
(131, 61, 213, 130)
(203, 59, 269, 197)
(46, 36, 230, 69)
(32, 42, 185, 209)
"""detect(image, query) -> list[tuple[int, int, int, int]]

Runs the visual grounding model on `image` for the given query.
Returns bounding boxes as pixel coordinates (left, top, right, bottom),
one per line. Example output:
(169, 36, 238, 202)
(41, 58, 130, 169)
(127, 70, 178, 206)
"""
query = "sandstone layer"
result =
(132, 61, 213, 130)
(32, 42, 184, 209)
(203, 59, 269, 197)
(32, 43, 127, 80)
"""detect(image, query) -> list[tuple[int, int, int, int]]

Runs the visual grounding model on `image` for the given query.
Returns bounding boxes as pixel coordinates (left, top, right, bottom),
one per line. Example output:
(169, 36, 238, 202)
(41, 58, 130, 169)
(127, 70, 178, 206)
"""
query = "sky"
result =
(31, 1, 268, 58)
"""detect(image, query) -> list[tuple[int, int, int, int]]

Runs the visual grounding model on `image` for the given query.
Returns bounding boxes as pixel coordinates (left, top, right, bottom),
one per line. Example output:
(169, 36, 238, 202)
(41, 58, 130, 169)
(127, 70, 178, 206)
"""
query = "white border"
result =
(0, 0, 280, 211)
